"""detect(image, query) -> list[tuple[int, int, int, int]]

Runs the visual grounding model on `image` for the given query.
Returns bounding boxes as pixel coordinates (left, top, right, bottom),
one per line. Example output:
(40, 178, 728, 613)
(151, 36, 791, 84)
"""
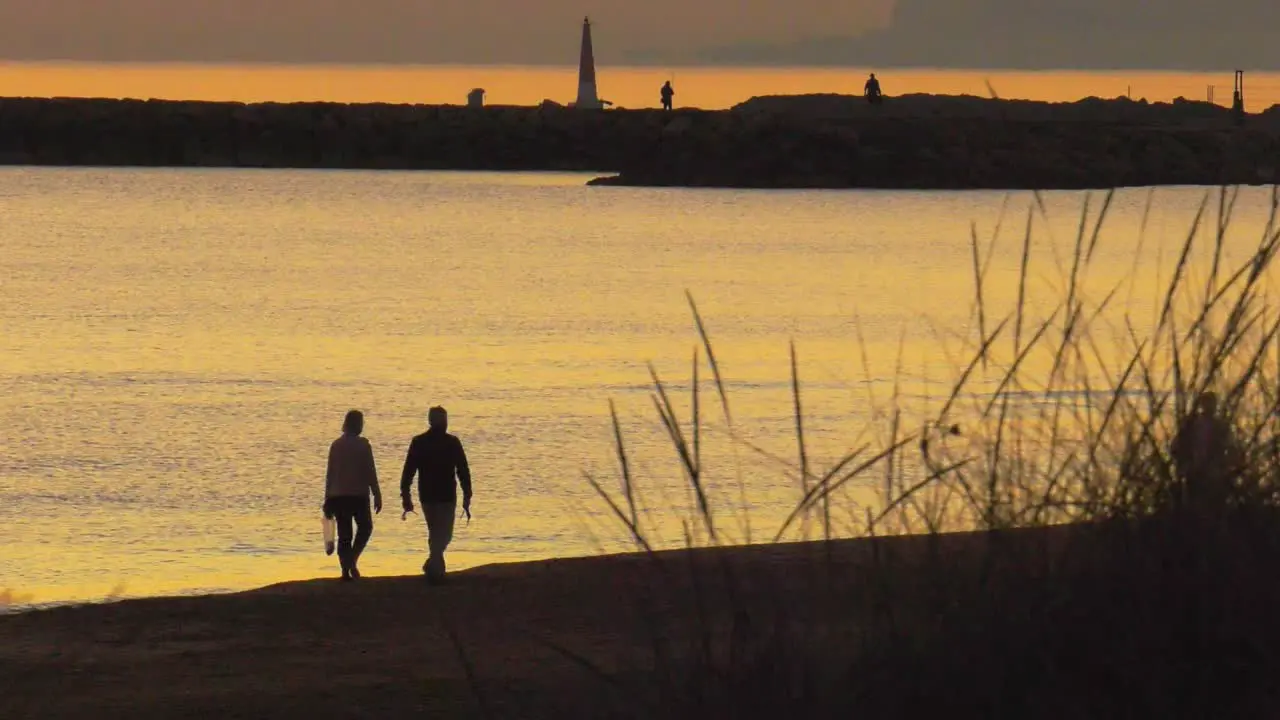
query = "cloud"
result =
(696, 0, 1280, 70)
(0, 0, 887, 64)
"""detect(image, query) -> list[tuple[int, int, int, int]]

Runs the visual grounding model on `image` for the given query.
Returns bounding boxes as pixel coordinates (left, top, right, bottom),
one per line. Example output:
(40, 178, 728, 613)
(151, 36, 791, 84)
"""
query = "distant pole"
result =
(1233, 70, 1245, 123)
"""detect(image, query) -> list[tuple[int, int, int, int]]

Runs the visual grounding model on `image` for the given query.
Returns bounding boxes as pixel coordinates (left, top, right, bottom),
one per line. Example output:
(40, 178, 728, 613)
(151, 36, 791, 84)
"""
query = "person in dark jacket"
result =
(324, 410, 382, 581)
(401, 406, 472, 584)
(864, 73, 883, 104)
(1171, 391, 1238, 513)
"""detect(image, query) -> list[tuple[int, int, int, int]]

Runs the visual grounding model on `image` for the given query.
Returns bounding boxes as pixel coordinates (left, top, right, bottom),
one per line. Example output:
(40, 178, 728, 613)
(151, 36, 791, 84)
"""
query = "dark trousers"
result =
(327, 496, 373, 572)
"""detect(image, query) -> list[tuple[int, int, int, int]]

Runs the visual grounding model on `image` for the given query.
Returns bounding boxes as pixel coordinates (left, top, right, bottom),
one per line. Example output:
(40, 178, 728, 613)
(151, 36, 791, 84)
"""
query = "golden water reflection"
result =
(0, 169, 1275, 606)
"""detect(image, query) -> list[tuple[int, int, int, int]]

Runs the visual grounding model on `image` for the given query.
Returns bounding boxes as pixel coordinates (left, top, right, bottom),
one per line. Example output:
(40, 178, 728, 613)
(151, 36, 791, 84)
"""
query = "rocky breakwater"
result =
(1, 95, 1279, 189)
(0, 97, 669, 171)
(591, 94, 1280, 189)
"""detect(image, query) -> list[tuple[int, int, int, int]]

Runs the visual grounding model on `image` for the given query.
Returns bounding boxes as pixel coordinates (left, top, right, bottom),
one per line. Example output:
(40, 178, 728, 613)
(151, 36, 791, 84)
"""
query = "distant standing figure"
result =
(401, 406, 472, 585)
(324, 410, 383, 581)
(1171, 391, 1238, 513)
(661, 81, 675, 111)
(865, 73, 884, 105)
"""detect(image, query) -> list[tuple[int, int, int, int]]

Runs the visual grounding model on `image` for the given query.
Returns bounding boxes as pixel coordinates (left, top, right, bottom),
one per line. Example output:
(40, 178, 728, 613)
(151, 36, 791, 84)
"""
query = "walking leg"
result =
(425, 503, 457, 583)
(350, 501, 373, 579)
(336, 501, 356, 579)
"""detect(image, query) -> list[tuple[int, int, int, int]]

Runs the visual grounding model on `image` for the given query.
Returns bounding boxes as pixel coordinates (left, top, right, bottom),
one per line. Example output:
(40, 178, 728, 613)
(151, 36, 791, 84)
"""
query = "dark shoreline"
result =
(2, 93, 1279, 189)
(0, 529, 1073, 718)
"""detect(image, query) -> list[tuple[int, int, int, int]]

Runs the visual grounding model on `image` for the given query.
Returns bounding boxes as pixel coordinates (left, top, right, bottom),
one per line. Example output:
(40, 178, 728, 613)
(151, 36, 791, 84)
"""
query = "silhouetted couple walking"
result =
(322, 406, 472, 585)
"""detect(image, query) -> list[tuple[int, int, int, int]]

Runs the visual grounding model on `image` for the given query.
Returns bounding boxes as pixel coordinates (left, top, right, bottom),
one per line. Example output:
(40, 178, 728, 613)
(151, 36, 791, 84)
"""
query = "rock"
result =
(661, 115, 695, 137)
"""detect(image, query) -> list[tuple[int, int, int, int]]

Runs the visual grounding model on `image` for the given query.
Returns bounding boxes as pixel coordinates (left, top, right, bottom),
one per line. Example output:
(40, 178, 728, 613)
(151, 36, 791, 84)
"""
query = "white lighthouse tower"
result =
(574, 17, 603, 109)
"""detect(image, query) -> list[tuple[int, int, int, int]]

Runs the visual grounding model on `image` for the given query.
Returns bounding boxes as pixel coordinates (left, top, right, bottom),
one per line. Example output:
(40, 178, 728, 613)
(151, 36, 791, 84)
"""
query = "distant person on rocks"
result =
(661, 81, 675, 111)
(401, 406, 472, 585)
(324, 410, 383, 582)
(1171, 391, 1238, 513)
(864, 73, 884, 105)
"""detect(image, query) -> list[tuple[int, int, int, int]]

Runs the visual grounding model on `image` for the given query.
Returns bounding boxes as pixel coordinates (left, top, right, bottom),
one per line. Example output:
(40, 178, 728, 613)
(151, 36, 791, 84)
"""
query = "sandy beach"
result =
(0, 529, 1069, 719)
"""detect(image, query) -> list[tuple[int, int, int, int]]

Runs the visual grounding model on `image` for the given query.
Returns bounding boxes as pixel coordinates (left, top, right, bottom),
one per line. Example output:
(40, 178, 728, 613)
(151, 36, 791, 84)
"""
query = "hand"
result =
(463, 494, 472, 521)
(402, 496, 414, 514)
(374, 496, 383, 515)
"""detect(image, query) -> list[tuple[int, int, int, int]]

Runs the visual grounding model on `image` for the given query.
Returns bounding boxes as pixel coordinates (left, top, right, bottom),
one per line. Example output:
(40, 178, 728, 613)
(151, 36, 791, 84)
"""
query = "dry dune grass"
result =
(583, 185, 1280, 718)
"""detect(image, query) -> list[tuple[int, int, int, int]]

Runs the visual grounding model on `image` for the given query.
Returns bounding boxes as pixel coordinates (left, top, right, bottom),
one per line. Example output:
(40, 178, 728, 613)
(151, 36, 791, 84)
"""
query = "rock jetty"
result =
(1, 94, 1278, 189)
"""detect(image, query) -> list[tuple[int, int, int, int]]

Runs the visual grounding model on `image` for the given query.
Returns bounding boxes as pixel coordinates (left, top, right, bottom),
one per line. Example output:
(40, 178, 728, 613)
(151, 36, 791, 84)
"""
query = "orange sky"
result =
(4, 63, 1275, 111)
(0, 0, 892, 64)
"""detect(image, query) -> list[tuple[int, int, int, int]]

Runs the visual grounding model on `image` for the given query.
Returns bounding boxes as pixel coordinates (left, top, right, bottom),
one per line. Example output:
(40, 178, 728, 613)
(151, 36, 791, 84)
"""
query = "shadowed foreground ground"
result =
(0, 529, 1073, 719)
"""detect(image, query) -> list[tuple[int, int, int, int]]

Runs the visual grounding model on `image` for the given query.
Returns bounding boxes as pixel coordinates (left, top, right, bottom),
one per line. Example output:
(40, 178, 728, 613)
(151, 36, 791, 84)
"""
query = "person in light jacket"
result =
(324, 410, 382, 581)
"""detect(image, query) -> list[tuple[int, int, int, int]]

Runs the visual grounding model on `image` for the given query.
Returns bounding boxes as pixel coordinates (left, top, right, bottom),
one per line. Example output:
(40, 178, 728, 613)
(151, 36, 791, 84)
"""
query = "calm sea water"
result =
(2, 62, 1280, 110)
(2, 167, 1277, 607)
